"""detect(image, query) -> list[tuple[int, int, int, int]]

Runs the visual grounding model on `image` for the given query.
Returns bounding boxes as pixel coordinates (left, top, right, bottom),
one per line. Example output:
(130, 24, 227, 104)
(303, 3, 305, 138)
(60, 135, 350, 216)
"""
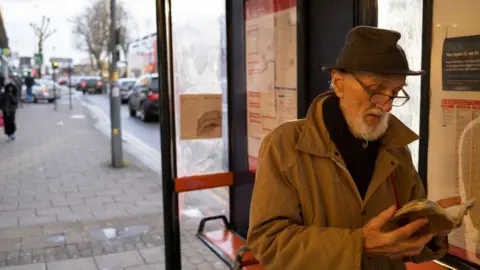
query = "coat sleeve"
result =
(9, 92, 18, 105)
(405, 147, 448, 263)
(247, 134, 364, 270)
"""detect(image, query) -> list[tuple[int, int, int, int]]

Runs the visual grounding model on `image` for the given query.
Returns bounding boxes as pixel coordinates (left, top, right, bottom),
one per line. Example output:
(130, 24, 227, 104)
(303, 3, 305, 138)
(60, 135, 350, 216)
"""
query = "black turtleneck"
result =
(322, 95, 381, 199)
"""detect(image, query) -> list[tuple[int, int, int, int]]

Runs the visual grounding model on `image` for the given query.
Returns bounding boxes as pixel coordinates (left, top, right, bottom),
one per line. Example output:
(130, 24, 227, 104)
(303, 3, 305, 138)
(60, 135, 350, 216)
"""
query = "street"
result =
(81, 94, 161, 152)
(0, 95, 230, 269)
(1, 0, 233, 268)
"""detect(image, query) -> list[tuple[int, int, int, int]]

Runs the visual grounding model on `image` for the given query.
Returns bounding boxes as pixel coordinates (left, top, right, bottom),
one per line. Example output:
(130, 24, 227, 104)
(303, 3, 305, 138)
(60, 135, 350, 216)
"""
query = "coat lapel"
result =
(362, 149, 399, 209)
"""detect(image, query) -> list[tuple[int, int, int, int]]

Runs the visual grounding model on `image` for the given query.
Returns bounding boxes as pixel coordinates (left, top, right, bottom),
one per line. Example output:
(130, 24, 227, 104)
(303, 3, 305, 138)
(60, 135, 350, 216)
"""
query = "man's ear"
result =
(331, 70, 345, 98)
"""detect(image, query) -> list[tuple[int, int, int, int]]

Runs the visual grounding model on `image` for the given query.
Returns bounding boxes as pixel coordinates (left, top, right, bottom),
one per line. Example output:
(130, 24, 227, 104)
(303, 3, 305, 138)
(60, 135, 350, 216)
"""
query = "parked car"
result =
(75, 76, 85, 91)
(78, 76, 104, 94)
(118, 78, 137, 104)
(69, 76, 81, 88)
(128, 73, 159, 122)
(21, 79, 61, 103)
(58, 77, 68, 86)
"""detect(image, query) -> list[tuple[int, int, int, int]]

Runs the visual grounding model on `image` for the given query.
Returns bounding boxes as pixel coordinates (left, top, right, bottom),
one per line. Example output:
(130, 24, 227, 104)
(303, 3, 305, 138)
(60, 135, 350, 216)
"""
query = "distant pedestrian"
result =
(0, 83, 18, 140)
(24, 72, 35, 103)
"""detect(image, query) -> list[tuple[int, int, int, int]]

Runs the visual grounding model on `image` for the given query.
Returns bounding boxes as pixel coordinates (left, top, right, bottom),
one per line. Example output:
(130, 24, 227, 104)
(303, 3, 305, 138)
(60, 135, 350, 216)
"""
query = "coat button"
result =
(390, 161, 395, 165)
(361, 209, 366, 215)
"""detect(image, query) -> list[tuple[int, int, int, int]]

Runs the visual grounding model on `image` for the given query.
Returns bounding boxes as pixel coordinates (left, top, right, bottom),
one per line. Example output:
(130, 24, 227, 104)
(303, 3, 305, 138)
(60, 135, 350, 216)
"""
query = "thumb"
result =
(366, 205, 397, 229)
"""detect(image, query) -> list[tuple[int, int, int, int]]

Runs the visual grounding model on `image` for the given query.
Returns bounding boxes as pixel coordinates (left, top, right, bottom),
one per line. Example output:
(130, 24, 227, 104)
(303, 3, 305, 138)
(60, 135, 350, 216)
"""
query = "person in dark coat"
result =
(24, 72, 35, 102)
(0, 72, 5, 91)
(0, 83, 18, 140)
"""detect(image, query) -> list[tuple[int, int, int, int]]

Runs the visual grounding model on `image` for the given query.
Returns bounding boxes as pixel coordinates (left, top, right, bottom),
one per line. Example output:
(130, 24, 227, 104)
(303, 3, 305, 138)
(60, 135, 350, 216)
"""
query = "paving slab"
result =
(0, 102, 229, 269)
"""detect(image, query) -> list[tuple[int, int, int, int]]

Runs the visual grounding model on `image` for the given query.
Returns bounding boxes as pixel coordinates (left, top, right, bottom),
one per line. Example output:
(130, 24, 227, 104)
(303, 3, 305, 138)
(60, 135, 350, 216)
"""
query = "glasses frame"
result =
(350, 73, 410, 107)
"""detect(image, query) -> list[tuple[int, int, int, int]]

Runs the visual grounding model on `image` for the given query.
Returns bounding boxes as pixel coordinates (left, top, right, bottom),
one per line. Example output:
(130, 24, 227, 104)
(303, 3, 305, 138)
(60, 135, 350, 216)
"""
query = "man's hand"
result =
(363, 205, 434, 259)
(435, 196, 462, 236)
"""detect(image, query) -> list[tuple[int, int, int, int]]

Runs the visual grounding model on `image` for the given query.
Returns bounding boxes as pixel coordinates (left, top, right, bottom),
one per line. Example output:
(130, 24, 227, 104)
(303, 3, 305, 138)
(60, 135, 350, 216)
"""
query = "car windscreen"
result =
(85, 79, 100, 84)
(121, 81, 135, 88)
(40, 80, 54, 87)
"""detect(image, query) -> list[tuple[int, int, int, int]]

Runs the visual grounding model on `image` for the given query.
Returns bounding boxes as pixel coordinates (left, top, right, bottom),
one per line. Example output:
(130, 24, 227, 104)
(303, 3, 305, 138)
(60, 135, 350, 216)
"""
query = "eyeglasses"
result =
(351, 74, 410, 107)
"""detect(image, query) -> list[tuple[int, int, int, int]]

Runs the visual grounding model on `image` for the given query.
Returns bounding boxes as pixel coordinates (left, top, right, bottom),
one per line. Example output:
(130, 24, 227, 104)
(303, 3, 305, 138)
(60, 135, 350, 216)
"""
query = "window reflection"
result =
(378, 0, 423, 168)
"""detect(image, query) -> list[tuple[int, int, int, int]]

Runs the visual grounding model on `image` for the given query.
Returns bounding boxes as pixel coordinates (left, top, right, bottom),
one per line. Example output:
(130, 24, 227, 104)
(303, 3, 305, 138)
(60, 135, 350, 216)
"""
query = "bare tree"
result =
(69, 0, 133, 76)
(69, 0, 109, 75)
(30, 16, 56, 77)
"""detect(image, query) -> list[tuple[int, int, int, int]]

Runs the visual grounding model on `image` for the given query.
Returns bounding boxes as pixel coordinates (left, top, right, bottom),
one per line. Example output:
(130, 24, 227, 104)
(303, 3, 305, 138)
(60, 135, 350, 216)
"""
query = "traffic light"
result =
(52, 61, 59, 69)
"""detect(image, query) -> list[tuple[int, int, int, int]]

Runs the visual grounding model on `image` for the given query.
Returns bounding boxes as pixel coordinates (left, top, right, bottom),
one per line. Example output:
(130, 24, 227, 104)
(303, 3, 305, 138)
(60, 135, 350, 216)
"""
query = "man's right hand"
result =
(363, 205, 434, 259)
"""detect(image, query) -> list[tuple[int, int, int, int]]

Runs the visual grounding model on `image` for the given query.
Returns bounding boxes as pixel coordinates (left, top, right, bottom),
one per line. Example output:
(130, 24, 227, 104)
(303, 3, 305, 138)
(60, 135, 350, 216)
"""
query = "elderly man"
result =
(247, 26, 460, 269)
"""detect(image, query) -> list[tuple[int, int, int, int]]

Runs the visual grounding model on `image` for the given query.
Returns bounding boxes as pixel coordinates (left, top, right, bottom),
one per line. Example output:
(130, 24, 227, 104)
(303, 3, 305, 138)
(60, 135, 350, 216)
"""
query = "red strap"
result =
(390, 173, 401, 209)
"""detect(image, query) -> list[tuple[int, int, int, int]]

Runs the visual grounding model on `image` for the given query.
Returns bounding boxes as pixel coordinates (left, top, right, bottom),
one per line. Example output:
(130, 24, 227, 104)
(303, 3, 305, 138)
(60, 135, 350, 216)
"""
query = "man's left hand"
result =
(435, 196, 462, 236)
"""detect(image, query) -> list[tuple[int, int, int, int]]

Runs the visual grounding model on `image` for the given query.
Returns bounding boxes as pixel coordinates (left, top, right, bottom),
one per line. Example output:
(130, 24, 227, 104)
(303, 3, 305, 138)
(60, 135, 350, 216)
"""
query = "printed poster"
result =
(245, 0, 297, 172)
(442, 35, 480, 91)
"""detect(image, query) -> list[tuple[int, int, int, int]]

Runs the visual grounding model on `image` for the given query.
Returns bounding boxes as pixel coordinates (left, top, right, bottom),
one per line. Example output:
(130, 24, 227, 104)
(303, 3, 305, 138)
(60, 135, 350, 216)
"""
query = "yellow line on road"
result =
(218, 187, 229, 197)
(206, 189, 228, 206)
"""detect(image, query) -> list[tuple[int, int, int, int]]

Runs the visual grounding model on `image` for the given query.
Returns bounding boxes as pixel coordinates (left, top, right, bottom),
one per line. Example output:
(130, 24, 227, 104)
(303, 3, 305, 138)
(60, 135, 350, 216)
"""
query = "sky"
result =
(1, 0, 157, 64)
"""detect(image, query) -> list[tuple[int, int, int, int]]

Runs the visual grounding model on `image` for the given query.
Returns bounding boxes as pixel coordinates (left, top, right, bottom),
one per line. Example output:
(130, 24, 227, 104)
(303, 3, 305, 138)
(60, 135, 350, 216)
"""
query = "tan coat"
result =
(247, 92, 447, 270)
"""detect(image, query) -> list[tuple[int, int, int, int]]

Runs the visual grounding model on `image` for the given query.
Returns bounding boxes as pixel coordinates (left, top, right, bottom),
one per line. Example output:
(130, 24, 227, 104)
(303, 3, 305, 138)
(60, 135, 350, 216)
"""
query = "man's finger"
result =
(367, 205, 397, 229)
(389, 233, 434, 258)
(410, 233, 435, 247)
(403, 233, 434, 252)
(436, 196, 461, 208)
(388, 218, 429, 240)
(436, 230, 451, 237)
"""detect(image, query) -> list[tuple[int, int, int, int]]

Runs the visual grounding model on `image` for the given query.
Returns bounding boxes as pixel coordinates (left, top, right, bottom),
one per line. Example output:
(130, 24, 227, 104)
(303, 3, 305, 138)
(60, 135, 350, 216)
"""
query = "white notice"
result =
(179, 94, 222, 140)
(112, 87, 120, 97)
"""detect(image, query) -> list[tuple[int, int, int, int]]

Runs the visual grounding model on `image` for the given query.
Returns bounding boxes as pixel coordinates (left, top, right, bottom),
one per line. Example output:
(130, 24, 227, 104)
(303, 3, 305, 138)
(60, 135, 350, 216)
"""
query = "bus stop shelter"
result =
(155, 0, 480, 269)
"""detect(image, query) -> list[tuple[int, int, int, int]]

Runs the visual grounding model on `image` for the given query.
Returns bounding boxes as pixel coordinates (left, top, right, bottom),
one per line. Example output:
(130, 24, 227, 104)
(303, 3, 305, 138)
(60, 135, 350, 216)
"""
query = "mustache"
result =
(364, 109, 388, 117)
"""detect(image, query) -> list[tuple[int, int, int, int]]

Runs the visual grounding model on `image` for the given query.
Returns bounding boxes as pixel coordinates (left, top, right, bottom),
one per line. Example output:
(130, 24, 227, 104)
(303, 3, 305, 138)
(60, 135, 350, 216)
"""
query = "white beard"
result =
(345, 111, 390, 141)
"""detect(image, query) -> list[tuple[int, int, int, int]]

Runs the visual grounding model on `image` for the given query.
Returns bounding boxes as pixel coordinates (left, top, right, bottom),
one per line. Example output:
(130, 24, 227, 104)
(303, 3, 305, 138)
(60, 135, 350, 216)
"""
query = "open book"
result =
(391, 198, 476, 235)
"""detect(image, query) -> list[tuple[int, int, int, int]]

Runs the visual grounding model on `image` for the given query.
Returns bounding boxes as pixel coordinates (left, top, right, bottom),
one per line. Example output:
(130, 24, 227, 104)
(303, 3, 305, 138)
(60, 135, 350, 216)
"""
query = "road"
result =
(78, 92, 229, 207)
(80, 92, 161, 151)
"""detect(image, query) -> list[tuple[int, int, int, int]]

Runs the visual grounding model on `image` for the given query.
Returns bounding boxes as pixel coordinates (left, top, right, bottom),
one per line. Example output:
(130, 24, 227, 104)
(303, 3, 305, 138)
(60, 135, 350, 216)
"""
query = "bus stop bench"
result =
(242, 264, 265, 270)
(174, 172, 262, 268)
(197, 215, 259, 268)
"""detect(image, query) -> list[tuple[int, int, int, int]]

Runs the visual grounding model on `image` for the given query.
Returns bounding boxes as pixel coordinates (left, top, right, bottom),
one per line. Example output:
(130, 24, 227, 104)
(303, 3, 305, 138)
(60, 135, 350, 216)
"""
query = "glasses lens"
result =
(392, 97, 408, 107)
(370, 94, 390, 105)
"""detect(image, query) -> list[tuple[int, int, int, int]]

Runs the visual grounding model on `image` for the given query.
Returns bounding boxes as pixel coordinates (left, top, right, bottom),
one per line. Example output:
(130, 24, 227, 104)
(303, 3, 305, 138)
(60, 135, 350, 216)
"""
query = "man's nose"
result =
(377, 99, 393, 112)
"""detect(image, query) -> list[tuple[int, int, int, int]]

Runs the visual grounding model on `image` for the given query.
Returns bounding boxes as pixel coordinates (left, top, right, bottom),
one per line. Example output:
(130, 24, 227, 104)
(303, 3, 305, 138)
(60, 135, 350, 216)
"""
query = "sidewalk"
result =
(0, 101, 228, 269)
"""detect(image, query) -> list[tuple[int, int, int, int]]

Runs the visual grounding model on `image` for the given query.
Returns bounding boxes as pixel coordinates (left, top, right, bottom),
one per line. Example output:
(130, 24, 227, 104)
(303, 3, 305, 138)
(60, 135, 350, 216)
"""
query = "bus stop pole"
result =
(156, 0, 182, 269)
(52, 70, 57, 110)
(68, 63, 72, 110)
(109, 0, 124, 168)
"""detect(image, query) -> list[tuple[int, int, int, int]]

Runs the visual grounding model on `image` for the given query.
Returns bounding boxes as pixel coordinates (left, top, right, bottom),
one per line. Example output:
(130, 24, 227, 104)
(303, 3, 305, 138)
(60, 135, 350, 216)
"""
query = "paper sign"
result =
(179, 94, 223, 140)
(112, 87, 120, 97)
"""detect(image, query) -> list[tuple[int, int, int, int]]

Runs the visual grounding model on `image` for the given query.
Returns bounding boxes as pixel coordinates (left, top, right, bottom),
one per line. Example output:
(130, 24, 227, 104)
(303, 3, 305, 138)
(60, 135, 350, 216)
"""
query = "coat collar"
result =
(296, 91, 419, 157)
